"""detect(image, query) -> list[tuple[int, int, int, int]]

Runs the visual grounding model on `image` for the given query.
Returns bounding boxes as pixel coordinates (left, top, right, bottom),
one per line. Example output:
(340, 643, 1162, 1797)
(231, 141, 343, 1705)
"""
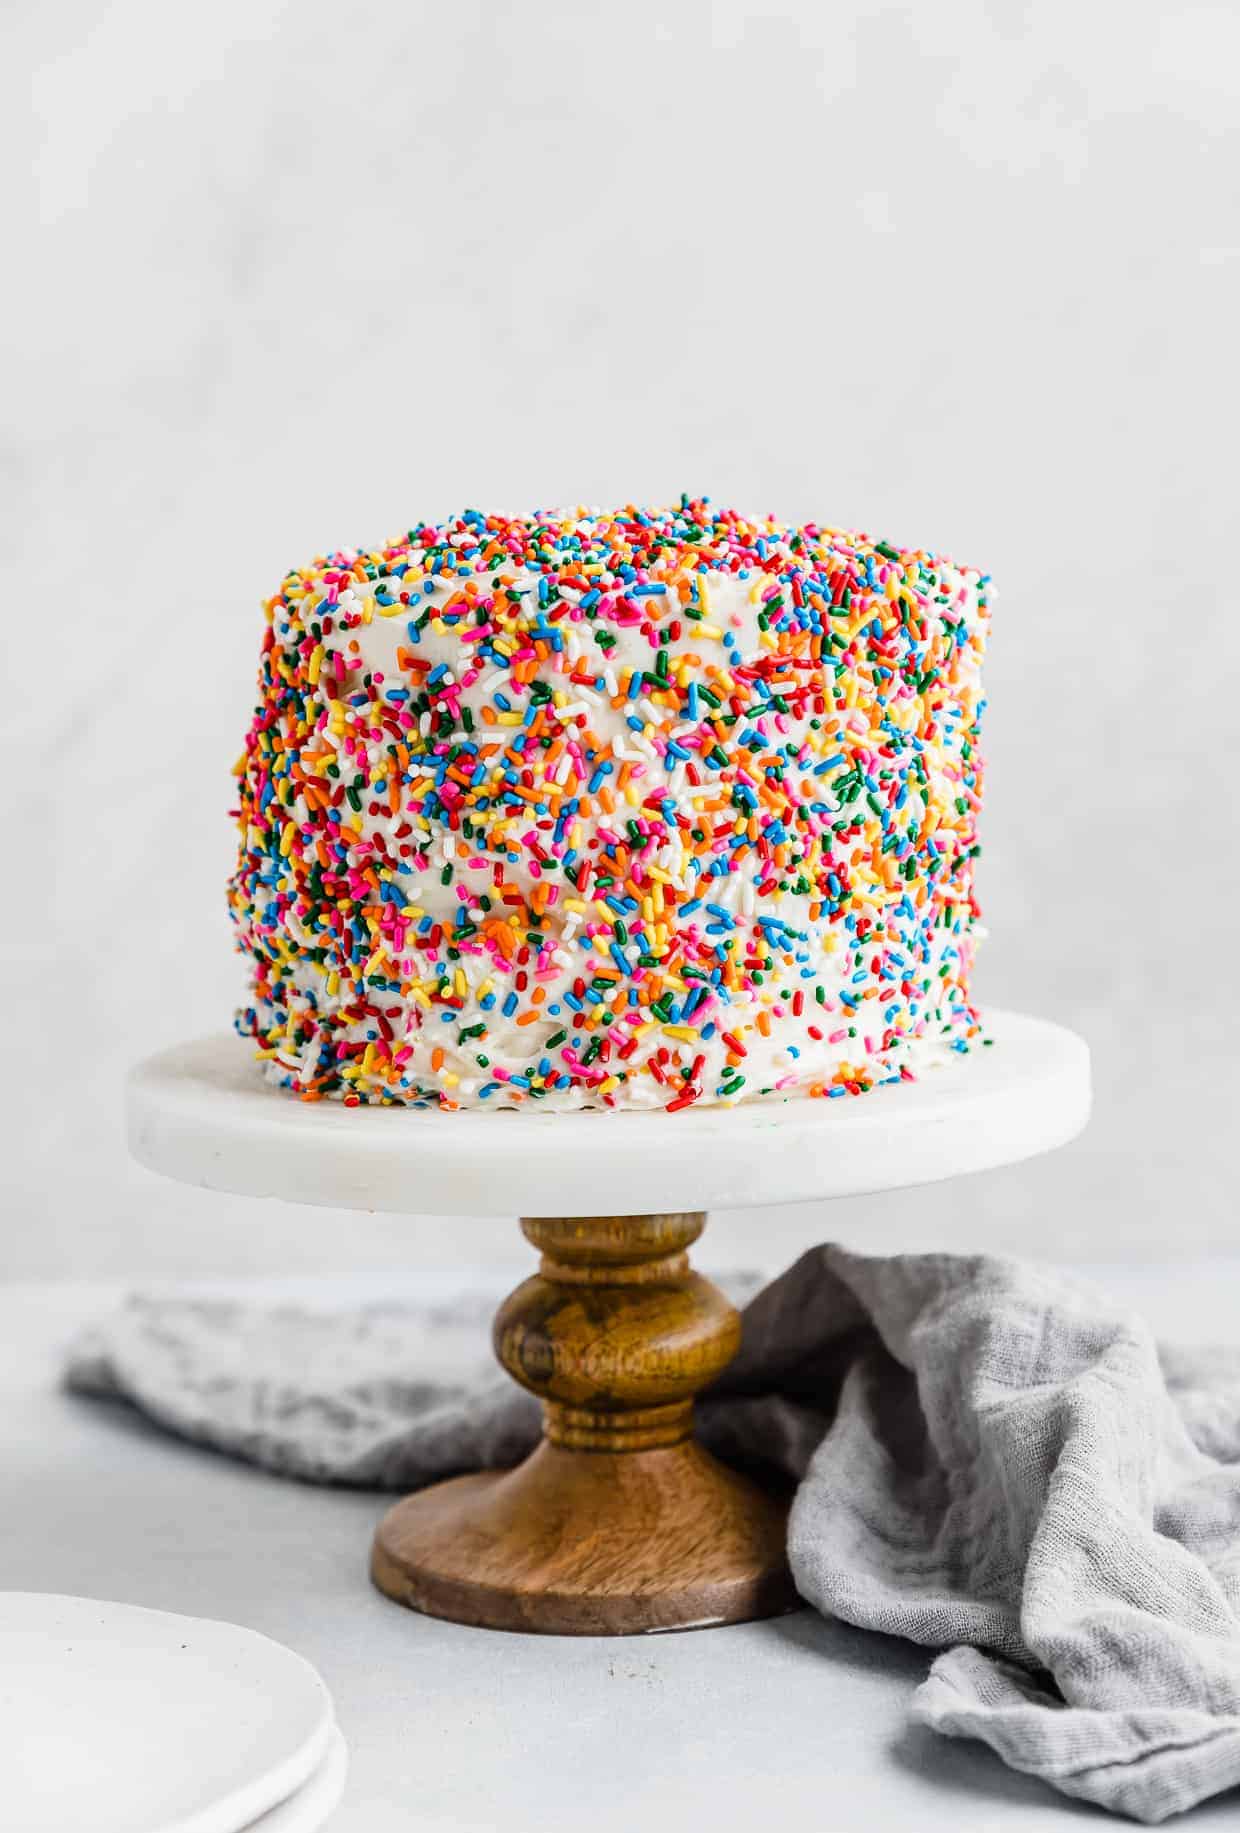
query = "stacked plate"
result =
(1, 1593, 346, 1832)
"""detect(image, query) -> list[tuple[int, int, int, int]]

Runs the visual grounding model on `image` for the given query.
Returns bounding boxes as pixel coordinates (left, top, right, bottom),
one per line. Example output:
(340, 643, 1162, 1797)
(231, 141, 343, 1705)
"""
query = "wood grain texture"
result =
(370, 1211, 795, 1635)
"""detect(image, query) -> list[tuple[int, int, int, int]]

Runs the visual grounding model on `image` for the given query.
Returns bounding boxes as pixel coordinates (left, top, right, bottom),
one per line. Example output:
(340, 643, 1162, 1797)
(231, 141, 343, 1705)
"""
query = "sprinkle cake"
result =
(229, 498, 989, 1110)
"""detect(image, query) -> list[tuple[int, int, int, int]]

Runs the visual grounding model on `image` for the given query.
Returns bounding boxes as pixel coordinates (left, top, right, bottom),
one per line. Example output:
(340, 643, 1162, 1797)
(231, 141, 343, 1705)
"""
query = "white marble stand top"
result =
(126, 1009, 1089, 1216)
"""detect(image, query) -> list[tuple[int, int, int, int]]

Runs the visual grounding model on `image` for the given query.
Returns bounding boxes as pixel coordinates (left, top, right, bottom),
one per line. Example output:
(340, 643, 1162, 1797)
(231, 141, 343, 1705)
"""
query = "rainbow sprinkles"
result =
(229, 497, 990, 1111)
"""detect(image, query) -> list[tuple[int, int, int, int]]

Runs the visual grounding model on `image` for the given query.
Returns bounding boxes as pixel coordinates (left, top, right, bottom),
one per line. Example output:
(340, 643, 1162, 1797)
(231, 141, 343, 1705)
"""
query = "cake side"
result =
(228, 499, 990, 1110)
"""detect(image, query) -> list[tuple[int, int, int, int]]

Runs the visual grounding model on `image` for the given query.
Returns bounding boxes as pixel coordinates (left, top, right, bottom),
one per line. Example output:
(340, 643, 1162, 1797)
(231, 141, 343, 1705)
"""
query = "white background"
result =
(6, 0, 1238, 1279)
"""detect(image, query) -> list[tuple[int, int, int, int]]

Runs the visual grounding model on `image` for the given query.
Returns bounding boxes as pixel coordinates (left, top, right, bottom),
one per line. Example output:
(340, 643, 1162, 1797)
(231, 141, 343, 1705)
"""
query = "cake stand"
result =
(126, 1008, 1089, 1637)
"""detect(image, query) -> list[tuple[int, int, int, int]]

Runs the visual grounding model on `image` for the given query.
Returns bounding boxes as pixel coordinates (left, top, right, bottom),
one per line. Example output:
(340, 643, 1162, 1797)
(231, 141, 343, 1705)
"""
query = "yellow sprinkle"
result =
(661, 1025, 698, 1043)
(326, 970, 340, 996)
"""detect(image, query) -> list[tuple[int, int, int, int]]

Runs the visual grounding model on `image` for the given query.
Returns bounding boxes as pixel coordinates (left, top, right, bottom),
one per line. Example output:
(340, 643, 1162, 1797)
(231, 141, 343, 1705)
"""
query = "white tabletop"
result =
(5, 1264, 1238, 1832)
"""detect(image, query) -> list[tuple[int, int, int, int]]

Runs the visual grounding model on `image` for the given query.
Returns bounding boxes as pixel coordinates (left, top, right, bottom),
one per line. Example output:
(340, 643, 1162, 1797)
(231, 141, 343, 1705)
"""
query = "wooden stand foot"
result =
(370, 1212, 795, 1635)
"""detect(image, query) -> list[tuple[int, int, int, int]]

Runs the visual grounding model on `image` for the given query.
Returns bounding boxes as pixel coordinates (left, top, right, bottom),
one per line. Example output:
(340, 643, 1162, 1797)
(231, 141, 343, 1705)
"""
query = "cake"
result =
(229, 498, 990, 1111)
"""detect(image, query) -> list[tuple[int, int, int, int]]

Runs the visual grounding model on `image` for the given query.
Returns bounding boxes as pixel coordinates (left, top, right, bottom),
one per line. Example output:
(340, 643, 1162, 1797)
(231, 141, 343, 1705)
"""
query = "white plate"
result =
(245, 1727, 347, 1832)
(0, 1593, 336, 1833)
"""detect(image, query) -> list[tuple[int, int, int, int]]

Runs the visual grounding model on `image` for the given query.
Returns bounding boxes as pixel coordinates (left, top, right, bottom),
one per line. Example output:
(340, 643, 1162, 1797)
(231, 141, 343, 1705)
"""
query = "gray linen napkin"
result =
(65, 1247, 1240, 1823)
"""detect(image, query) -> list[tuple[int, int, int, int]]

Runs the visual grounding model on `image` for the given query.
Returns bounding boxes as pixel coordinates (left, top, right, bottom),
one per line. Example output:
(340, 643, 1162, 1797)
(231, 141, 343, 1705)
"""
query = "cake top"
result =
(272, 494, 986, 632)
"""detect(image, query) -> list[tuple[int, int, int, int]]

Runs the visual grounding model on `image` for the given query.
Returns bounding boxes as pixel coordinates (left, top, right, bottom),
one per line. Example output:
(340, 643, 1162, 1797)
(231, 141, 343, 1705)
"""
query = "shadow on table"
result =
(765, 1610, 1105, 1818)
(891, 1719, 1240, 1824)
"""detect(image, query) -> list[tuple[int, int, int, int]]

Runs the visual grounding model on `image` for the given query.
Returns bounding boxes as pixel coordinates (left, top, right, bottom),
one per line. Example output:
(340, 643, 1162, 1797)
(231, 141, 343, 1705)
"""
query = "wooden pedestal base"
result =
(370, 1212, 795, 1635)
